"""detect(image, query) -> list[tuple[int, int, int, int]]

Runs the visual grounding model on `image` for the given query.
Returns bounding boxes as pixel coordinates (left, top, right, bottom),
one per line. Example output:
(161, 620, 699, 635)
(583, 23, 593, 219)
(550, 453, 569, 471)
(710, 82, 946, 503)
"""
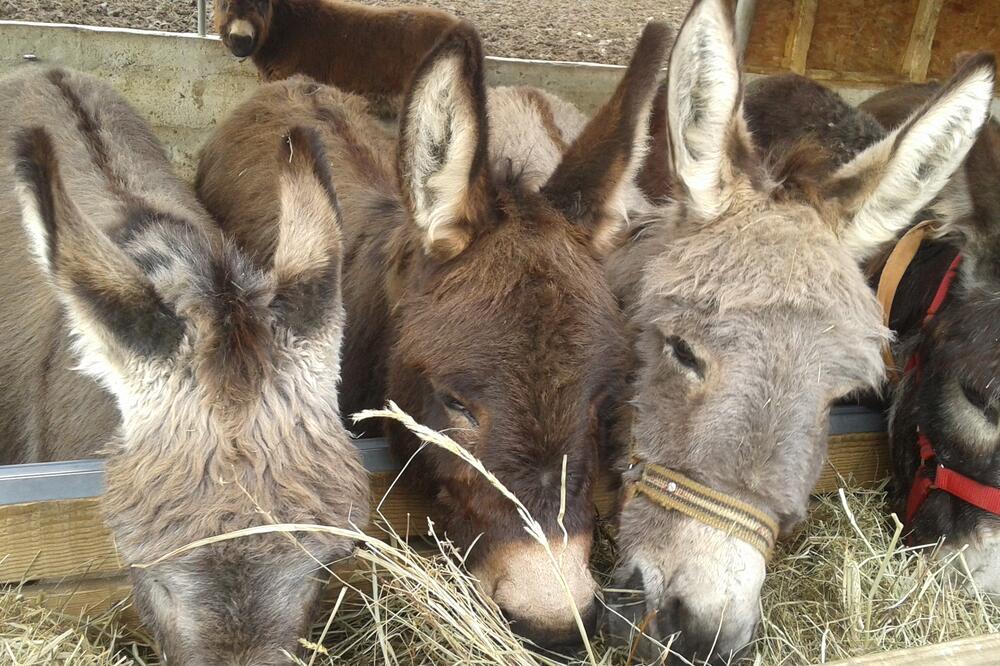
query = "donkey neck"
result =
(870, 232, 962, 342)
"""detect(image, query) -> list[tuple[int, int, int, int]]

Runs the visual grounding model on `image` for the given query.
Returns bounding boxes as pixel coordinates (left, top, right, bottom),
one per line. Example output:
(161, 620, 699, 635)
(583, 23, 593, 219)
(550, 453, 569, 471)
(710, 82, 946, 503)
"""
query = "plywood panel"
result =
(807, 0, 919, 76)
(745, 0, 798, 70)
(927, 0, 1000, 80)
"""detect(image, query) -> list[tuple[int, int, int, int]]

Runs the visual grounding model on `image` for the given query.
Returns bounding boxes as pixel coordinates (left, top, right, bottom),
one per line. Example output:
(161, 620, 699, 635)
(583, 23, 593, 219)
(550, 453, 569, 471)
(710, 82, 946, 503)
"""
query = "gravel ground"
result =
(1, 0, 693, 65)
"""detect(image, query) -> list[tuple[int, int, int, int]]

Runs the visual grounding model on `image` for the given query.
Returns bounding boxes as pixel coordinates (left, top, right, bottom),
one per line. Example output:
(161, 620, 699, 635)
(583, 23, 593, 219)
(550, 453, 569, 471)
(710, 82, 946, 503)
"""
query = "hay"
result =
(0, 586, 155, 665)
(5, 405, 998, 664)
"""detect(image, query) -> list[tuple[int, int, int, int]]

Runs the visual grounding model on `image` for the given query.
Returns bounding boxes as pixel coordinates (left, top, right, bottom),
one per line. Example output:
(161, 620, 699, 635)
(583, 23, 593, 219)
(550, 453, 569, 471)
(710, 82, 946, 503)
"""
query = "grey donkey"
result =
(598, 0, 996, 662)
(0, 64, 368, 664)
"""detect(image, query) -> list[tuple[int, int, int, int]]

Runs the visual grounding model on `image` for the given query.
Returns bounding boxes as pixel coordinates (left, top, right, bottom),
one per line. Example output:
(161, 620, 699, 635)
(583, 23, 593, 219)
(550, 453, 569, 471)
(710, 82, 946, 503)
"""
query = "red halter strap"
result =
(904, 253, 1000, 527)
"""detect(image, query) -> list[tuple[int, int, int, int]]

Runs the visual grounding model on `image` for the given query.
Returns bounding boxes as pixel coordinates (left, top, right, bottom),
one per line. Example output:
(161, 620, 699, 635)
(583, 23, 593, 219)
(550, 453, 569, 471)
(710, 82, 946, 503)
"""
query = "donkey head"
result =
(14, 126, 368, 665)
(383, 22, 668, 647)
(604, 0, 995, 661)
(889, 114, 1000, 595)
(215, 0, 273, 58)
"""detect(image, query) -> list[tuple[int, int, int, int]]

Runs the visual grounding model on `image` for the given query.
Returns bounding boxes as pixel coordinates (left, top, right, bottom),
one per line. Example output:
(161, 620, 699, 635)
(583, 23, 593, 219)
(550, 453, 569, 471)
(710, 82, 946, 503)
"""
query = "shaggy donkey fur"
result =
(0, 65, 367, 665)
(196, 21, 669, 647)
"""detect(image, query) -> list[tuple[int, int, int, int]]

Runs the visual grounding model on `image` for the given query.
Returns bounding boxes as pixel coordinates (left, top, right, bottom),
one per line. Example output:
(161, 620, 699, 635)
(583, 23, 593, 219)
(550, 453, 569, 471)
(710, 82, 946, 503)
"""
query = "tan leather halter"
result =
(875, 220, 936, 381)
(624, 457, 780, 560)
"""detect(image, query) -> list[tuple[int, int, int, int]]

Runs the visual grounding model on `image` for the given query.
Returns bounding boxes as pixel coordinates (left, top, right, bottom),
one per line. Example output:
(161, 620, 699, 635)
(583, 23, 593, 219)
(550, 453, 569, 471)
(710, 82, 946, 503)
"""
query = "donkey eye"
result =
(442, 393, 478, 426)
(665, 336, 703, 375)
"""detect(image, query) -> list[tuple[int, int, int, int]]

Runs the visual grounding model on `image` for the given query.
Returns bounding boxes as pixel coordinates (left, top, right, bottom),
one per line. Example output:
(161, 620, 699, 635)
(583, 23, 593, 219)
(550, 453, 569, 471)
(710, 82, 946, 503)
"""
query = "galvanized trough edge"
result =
(0, 405, 884, 506)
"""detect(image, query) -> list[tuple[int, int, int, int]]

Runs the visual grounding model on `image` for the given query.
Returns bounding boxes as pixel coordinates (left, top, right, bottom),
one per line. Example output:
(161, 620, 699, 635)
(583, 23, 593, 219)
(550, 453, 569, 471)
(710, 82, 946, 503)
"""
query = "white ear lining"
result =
(839, 64, 994, 260)
(666, 0, 741, 220)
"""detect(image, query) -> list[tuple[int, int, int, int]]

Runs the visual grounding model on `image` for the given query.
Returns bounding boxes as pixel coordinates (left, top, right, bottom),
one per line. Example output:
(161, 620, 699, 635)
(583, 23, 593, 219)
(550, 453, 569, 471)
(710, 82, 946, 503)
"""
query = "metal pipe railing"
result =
(197, 0, 208, 36)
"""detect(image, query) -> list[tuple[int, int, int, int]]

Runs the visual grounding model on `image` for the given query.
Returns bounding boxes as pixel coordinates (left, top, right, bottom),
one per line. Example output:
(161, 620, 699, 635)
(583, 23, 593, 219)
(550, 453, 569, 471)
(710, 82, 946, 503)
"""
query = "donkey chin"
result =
(471, 535, 600, 649)
(605, 513, 764, 664)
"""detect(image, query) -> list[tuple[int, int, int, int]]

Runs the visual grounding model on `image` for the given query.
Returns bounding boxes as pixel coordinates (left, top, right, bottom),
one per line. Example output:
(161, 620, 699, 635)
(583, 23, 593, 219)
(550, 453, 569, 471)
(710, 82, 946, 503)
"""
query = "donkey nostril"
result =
(228, 33, 256, 57)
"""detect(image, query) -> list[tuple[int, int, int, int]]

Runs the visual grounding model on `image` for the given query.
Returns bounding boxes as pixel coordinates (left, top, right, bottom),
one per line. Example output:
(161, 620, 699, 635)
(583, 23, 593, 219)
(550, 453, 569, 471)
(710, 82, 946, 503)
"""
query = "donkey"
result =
(0, 65, 368, 664)
(214, 0, 457, 113)
(600, 0, 996, 662)
(860, 79, 1000, 594)
(741, 61, 1000, 598)
(196, 21, 670, 647)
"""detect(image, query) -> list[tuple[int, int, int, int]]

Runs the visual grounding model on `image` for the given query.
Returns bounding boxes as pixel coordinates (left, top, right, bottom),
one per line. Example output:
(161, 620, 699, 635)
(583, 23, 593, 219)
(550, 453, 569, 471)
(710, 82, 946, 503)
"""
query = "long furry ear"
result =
(666, 0, 756, 220)
(13, 127, 183, 361)
(829, 53, 995, 261)
(270, 126, 344, 338)
(397, 21, 492, 261)
(541, 21, 671, 255)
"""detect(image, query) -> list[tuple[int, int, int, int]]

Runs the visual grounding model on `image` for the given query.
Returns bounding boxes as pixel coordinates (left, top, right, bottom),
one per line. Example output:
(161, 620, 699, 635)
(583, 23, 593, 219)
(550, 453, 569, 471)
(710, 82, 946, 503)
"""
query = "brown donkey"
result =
(197, 21, 670, 647)
(602, 0, 995, 662)
(215, 0, 457, 111)
(0, 65, 368, 664)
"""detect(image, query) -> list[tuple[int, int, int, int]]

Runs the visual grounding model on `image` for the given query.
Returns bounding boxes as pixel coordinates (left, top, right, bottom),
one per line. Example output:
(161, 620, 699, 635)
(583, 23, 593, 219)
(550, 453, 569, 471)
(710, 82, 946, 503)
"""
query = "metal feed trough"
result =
(2, 1, 1000, 661)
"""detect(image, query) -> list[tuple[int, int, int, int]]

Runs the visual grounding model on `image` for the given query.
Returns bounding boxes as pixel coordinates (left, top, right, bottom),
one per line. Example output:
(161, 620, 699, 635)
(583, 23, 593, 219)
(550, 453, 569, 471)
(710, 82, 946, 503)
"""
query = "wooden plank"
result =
(744, 0, 798, 71)
(901, 0, 944, 82)
(734, 0, 759, 57)
(0, 498, 122, 584)
(815, 432, 889, 493)
(820, 633, 1000, 666)
(806, 0, 918, 78)
(928, 0, 1000, 80)
(16, 575, 138, 625)
(783, 0, 818, 74)
(0, 471, 619, 584)
(1, 435, 883, 585)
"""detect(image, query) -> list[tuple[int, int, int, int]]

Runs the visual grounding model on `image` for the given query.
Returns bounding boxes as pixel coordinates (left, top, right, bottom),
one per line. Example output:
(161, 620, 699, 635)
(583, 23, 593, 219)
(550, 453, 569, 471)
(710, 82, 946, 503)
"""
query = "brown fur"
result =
(1, 65, 367, 664)
(215, 0, 457, 113)
(197, 21, 671, 646)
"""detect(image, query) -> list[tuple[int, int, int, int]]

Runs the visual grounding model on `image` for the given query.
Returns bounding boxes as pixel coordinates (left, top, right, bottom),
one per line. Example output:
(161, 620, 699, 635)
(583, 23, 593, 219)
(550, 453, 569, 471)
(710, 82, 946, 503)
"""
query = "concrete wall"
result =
(0, 21, 629, 178)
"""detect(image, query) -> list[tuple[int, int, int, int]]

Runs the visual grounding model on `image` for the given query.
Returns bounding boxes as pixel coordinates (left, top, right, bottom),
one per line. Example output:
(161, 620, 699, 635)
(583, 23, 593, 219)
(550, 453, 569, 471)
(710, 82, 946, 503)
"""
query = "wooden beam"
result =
(783, 0, 819, 74)
(1, 433, 887, 586)
(819, 633, 1000, 665)
(901, 0, 945, 82)
(734, 0, 759, 58)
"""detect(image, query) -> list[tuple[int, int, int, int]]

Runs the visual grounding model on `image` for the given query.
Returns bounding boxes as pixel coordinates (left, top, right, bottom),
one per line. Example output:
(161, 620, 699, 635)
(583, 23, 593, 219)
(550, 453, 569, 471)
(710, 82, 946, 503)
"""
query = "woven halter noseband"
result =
(624, 456, 780, 560)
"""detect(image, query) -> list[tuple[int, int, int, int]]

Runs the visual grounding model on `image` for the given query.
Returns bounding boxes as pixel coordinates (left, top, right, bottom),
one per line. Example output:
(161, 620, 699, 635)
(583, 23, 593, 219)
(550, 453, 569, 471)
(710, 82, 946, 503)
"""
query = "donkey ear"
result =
(541, 21, 671, 255)
(666, 0, 755, 220)
(270, 126, 344, 338)
(13, 127, 183, 363)
(830, 53, 995, 261)
(397, 22, 492, 261)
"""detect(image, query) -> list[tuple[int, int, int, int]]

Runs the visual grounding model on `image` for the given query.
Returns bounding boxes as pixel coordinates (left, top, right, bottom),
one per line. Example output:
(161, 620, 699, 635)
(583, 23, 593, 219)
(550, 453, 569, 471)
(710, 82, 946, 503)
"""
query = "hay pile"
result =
(0, 587, 154, 665)
(4, 405, 999, 665)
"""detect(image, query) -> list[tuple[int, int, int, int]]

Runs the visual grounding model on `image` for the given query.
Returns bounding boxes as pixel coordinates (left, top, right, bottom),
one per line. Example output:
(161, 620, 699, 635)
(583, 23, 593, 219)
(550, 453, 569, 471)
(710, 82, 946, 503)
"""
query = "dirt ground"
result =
(1, 0, 693, 65)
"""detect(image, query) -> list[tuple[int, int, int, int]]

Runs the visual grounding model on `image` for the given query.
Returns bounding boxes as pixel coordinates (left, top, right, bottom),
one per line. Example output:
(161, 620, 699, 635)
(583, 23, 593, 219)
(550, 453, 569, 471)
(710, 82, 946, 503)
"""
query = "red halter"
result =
(903, 253, 1000, 526)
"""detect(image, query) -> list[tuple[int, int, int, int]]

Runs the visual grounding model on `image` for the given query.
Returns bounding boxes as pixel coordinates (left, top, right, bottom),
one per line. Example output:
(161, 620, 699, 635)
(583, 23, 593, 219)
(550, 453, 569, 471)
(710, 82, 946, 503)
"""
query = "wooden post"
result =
(734, 0, 758, 58)
(783, 0, 819, 75)
(900, 0, 944, 82)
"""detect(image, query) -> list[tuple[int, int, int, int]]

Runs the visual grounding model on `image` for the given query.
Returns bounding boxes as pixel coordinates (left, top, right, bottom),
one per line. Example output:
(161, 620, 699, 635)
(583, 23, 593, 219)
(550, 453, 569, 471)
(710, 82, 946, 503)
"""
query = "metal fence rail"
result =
(197, 0, 207, 36)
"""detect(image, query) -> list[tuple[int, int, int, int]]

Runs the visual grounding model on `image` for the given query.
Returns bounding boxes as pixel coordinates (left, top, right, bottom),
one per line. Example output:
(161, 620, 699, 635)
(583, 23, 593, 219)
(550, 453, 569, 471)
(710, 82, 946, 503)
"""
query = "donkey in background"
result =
(197, 21, 670, 647)
(0, 65, 367, 664)
(862, 74, 1000, 594)
(599, 0, 995, 662)
(215, 0, 457, 114)
(742, 56, 1000, 599)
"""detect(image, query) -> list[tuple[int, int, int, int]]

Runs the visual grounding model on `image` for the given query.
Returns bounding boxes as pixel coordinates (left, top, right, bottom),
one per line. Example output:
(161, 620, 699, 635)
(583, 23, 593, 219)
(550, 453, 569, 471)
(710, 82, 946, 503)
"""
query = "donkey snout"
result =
(226, 20, 257, 57)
